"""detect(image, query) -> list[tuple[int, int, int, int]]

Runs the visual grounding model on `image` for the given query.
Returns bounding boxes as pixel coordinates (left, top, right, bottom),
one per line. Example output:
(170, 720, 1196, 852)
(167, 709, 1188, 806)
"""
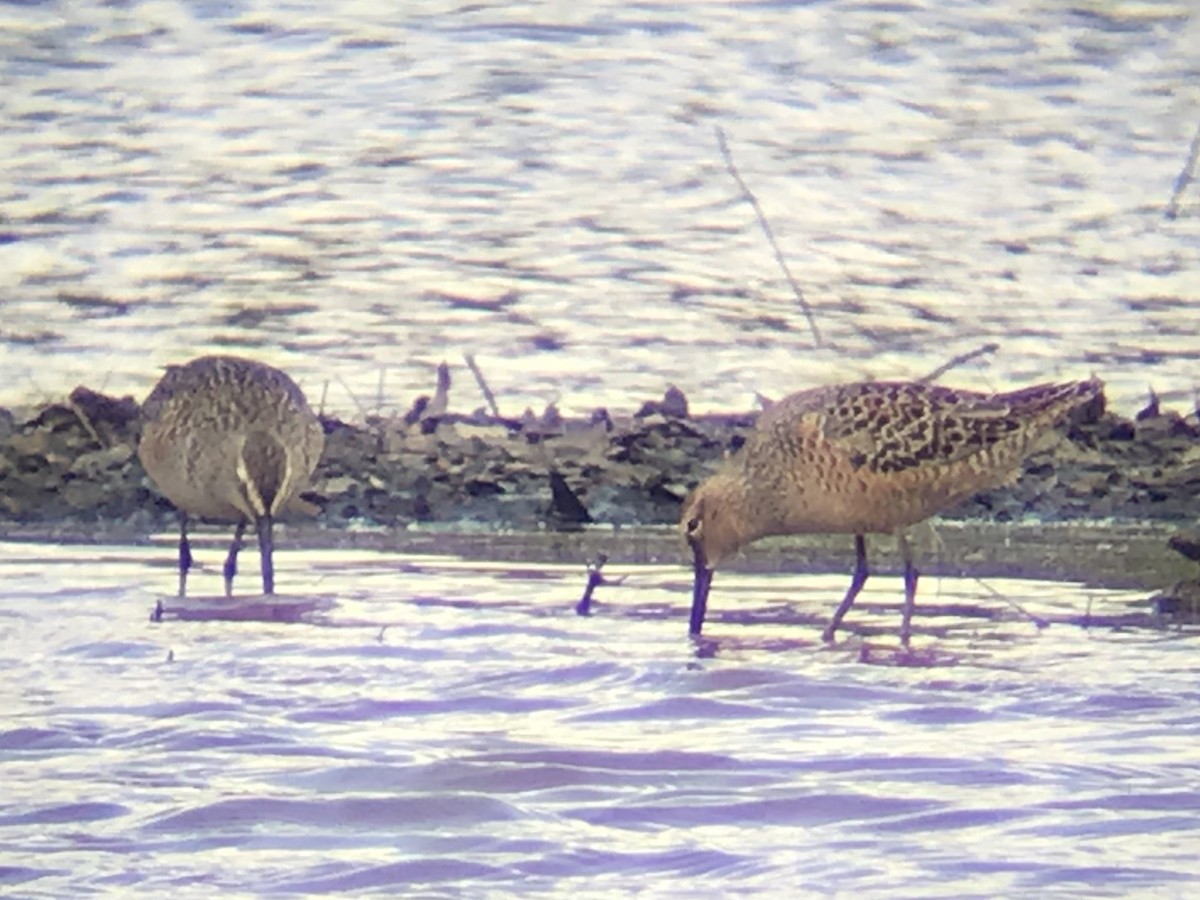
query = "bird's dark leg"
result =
(223, 520, 248, 598)
(256, 514, 275, 595)
(897, 531, 920, 647)
(688, 547, 714, 636)
(824, 534, 869, 642)
(177, 512, 192, 598)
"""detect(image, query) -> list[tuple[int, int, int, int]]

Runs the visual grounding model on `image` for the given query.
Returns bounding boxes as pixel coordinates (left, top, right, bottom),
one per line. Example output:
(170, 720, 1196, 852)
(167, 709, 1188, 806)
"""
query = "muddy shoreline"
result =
(0, 379, 1197, 602)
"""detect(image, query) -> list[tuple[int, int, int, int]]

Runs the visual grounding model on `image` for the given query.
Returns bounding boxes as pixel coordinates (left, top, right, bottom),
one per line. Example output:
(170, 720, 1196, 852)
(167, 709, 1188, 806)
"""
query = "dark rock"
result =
(547, 470, 592, 529)
(590, 408, 614, 432)
(403, 396, 430, 425)
(1135, 389, 1160, 421)
(0, 378, 1197, 537)
(635, 385, 689, 419)
(660, 385, 689, 418)
(1168, 534, 1200, 564)
(1152, 579, 1200, 619)
(68, 386, 140, 437)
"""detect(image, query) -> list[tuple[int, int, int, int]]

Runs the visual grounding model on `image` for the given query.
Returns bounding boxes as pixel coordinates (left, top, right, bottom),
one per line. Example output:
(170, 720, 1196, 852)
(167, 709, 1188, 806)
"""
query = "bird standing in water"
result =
(139, 355, 325, 597)
(680, 378, 1102, 645)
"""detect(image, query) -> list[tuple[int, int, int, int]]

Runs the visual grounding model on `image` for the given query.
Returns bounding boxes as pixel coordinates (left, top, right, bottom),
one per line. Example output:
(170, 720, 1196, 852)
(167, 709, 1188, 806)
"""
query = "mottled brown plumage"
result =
(139, 355, 325, 597)
(681, 377, 1103, 645)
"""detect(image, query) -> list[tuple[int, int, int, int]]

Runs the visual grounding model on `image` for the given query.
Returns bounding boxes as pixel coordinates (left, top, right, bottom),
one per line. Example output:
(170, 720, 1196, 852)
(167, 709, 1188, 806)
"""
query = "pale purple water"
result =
(3, 1, 1199, 893)
(2, 541, 1197, 896)
(1, 0, 1198, 419)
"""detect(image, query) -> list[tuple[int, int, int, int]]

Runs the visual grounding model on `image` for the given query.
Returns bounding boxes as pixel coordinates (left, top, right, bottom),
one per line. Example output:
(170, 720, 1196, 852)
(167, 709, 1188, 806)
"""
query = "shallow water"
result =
(2, 540, 1198, 896)
(2, 0, 1199, 417)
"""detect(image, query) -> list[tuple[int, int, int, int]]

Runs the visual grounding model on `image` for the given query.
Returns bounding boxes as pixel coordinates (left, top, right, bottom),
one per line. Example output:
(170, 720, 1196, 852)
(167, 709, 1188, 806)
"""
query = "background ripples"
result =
(2, 0, 1198, 419)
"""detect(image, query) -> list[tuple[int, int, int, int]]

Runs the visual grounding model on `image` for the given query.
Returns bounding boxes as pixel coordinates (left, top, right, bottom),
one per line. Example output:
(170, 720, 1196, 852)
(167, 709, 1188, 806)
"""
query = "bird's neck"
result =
(703, 471, 760, 563)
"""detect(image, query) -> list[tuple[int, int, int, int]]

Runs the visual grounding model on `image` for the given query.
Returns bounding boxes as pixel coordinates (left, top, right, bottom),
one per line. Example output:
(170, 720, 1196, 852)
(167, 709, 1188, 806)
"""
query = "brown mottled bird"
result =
(138, 355, 325, 597)
(680, 378, 1103, 645)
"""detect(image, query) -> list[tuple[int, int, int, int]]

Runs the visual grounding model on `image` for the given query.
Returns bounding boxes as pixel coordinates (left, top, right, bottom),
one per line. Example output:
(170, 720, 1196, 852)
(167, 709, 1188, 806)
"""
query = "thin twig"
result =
(332, 374, 372, 422)
(922, 520, 1048, 629)
(464, 353, 501, 417)
(66, 397, 106, 449)
(969, 576, 1050, 630)
(375, 366, 387, 417)
(426, 362, 451, 418)
(318, 380, 329, 418)
(919, 343, 999, 383)
(1166, 119, 1200, 220)
(715, 126, 823, 348)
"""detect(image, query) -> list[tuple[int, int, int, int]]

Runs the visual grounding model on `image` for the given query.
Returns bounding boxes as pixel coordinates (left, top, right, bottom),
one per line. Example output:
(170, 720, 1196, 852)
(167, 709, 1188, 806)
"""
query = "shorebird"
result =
(680, 378, 1102, 645)
(138, 355, 325, 597)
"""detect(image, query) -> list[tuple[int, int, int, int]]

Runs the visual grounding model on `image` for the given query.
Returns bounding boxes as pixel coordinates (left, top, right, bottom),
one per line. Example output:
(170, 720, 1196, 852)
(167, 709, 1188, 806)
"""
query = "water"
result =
(2, 0, 1199, 418)
(3, 540, 1198, 896)
(3, 3, 1199, 893)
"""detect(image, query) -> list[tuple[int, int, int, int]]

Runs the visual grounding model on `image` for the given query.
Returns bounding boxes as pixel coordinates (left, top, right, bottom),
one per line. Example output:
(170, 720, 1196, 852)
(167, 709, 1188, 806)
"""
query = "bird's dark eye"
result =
(687, 515, 701, 534)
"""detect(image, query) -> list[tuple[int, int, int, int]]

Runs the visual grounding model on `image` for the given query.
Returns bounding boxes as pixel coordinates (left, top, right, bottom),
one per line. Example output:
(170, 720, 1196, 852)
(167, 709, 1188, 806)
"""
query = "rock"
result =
(1152, 579, 1200, 619)
(0, 376, 1198, 535)
(660, 385, 689, 418)
(68, 386, 140, 439)
(1168, 533, 1200, 564)
(1135, 389, 1160, 421)
(547, 470, 592, 529)
(590, 408, 614, 433)
(68, 444, 133, 478)
(635, 385, 689, 419)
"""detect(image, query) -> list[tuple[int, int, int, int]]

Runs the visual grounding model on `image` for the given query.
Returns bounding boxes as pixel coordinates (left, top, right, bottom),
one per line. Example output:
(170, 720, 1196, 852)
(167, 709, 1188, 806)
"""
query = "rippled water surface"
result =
(3, 540, 1198, 896)
(2, 0, 1199, 417)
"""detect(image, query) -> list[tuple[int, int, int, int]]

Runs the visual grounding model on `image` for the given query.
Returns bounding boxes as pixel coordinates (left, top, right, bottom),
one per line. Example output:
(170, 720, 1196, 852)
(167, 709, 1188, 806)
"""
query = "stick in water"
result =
(1166, 120, 1200, 220)
(716, 125, 823, 348)
(464, 353, 501, 417)
(919, 343, 1000, 384)
(574, 553, 629, 616)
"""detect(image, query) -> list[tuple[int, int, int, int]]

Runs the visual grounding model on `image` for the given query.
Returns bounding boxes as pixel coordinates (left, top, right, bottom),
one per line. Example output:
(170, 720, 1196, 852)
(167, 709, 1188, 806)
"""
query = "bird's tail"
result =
(1001, 376, 1104, 422)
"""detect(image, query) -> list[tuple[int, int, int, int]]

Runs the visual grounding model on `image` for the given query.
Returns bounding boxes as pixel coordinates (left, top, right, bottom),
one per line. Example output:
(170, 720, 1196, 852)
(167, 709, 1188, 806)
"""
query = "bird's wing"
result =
(803, 382, 1027, 476)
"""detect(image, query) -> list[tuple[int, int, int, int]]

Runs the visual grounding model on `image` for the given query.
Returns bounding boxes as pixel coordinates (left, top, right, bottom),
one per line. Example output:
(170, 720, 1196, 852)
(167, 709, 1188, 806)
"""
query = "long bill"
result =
(689, 544, 714, 636)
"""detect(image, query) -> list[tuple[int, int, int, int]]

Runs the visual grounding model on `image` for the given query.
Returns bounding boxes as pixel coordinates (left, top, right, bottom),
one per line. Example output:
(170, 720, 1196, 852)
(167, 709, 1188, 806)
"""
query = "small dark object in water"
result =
(576, 553, 611, 616)
(1168, 534, 1200, 564)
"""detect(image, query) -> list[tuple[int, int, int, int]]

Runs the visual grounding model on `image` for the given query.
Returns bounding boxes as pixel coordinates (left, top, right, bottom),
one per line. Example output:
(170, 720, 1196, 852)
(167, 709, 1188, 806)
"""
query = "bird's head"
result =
(679, 474, 748, 572)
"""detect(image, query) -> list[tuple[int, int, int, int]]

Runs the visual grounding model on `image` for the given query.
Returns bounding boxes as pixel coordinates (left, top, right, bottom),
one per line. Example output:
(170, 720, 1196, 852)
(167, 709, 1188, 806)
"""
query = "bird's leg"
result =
(897, 530, 920, 647)
(177, 512, 192, 598)
(256, 514, 275, 595)
(223, 520, 248, 598)
(823, 534, 869, 642)
(688, 546, 714, 636)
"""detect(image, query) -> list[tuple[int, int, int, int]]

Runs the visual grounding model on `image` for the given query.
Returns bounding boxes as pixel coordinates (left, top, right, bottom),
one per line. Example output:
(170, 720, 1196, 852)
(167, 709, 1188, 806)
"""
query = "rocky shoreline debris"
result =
(1, 374, 1198, 534)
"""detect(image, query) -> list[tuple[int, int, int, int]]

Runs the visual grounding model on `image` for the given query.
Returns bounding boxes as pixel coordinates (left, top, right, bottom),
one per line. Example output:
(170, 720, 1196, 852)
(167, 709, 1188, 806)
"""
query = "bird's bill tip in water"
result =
(689, 543, 714, 636)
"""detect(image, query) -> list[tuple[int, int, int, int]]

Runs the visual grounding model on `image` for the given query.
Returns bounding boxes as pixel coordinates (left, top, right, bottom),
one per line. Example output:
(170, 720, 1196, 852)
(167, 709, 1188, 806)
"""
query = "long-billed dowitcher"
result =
(139, 355, 325, 597)
(680, 378, 1102, 645)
